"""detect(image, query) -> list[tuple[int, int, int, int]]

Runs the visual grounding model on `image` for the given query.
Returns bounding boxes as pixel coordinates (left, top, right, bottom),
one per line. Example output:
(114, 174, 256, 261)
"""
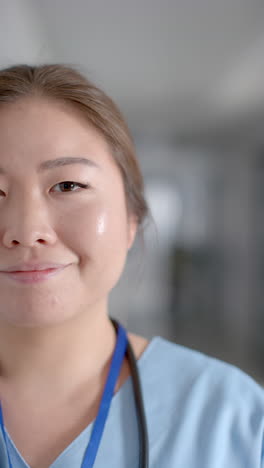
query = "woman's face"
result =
(0, 97, 137, 327)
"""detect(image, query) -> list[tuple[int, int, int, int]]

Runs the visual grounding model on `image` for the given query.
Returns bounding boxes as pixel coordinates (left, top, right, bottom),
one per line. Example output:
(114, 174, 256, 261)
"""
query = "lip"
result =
(0, 266, 67, 284)
(2, 263, 68, 272)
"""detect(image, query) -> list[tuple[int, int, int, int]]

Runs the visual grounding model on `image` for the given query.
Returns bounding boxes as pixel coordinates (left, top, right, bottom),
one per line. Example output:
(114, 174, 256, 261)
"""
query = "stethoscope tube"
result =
(110, 318, 149, 468)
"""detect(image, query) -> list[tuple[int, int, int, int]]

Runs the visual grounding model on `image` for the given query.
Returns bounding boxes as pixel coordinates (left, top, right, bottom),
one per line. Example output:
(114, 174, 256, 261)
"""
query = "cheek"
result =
(58, 200, 129, 259)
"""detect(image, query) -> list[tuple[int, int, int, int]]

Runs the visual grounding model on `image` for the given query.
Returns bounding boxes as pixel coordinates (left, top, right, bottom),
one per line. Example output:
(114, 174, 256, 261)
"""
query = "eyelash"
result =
(51, 181, 90, 193)
(0, 181, 90, 197)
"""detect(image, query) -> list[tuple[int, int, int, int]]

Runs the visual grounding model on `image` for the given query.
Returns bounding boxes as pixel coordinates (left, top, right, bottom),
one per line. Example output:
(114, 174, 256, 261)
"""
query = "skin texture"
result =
(0, 96, 149, 468)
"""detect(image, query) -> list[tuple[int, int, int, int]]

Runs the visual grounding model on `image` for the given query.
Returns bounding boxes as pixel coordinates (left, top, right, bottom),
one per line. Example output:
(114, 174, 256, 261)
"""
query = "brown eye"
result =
(52, 181, 89, 193)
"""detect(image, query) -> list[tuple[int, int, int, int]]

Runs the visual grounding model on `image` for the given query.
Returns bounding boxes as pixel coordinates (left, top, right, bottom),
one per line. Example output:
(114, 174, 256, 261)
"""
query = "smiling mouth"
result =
(1, 266, 66, 284)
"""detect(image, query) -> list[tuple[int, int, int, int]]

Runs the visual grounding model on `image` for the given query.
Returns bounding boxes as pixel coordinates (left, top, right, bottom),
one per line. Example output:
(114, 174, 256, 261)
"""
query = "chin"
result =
(0, 308, 77, 329)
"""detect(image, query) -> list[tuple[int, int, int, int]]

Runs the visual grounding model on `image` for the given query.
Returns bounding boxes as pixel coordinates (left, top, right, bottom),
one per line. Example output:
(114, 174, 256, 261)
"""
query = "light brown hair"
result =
(0, 63, 149, 228)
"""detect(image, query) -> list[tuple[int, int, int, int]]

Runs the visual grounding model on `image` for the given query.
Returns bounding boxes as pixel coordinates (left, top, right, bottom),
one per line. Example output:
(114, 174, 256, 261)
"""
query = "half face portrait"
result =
(0, 96, 137, 328)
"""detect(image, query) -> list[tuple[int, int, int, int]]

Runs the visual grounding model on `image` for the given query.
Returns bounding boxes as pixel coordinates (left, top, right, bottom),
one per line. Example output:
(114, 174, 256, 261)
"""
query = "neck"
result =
(0, 308, 117, 399)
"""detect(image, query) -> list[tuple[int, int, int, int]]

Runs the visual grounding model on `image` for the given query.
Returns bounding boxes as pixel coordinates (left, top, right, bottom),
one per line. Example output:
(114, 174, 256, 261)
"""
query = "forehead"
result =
(0, 96, 113, 169)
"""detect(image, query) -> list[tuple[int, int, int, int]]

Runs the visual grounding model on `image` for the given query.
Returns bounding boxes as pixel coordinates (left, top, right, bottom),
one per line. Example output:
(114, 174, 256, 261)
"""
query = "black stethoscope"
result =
(111, 318, 149, 468)
(0, 318, 149, 468)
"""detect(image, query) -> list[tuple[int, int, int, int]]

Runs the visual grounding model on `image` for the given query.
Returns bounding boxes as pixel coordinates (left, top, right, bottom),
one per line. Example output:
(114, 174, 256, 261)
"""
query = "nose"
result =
(1, 194, 57, 249)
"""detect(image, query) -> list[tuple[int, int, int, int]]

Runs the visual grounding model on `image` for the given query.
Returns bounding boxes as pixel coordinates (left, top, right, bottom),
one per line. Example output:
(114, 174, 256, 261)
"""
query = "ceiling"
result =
(1, 0, 264, 142)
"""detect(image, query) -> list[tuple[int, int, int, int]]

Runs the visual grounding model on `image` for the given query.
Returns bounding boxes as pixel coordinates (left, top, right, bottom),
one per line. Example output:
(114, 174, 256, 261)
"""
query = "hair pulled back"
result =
(0, 63, 149, 228)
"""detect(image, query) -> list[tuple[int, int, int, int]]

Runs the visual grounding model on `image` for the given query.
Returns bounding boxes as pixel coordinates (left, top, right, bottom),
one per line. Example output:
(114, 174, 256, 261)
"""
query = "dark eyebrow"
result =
(0, 157, 100, 175)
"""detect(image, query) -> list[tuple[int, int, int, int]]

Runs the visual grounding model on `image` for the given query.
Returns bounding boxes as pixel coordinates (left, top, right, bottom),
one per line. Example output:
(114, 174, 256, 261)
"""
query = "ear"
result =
(127, 215, 138, 250)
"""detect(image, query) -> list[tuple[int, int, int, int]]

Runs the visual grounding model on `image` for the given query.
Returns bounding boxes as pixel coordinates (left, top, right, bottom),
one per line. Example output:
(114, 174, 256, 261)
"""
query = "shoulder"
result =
(137, 337, 264, 466)
(139, 336, 264, 400)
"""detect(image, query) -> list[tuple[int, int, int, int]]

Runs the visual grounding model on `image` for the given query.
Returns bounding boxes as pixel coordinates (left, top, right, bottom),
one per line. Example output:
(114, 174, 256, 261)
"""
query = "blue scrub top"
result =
(1, 336, 264, 468)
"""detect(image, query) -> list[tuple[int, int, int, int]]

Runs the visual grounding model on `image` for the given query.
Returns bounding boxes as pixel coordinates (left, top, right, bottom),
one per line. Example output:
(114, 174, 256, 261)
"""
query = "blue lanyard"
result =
(0, 322, 128, 468)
